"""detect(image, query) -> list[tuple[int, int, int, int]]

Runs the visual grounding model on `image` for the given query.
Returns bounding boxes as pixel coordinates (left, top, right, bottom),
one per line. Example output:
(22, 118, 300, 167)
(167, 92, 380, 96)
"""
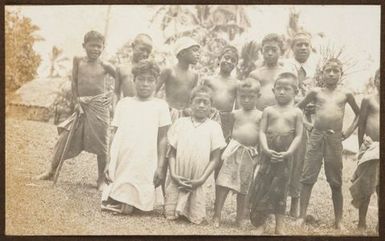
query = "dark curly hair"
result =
(131, 59, 160, 79)
(84, 30, 105, 44)
(190, 85, 213, 103)
(261, 33, 284, 53)
(219, 45, 239, 63)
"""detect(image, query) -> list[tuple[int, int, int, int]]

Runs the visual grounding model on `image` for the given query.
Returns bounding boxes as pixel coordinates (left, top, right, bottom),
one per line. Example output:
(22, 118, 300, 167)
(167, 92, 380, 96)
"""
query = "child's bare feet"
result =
(294, 217, 306, 227)
(289, 198, 299, 218)
(236, 219, 247, 229)
(334, 221, 345, 231)
(289, 209, 298, 218)
(121, 204, 134, 215)
(97, 178, 107, 191)
(213, 217, 220, 228)
(33, 171, 53, 181)
(275, 226, 285, 235)
(254, 224, 265, 235)
(275, 214, 285, 235)
(357, 223, 367, 231)
(166, 215, 178, 221)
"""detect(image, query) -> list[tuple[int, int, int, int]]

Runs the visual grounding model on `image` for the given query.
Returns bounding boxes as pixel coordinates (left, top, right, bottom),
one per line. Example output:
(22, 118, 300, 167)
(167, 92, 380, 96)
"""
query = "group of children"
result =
(35, 30, 380, 234)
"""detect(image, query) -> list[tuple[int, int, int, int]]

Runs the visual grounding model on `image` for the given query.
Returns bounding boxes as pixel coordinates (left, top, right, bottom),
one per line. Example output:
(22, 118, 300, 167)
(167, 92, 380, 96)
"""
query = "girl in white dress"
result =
(102, 60, 171, 214)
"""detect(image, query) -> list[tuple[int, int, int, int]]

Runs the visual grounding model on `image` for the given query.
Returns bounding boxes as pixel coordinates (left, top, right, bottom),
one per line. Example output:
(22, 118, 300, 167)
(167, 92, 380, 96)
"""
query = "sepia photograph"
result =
(4, 4, 380, 236)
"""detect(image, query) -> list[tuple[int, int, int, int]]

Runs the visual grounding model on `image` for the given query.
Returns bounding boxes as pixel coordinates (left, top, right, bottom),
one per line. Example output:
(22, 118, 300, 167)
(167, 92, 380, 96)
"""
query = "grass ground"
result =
(5, 118, 379, 236)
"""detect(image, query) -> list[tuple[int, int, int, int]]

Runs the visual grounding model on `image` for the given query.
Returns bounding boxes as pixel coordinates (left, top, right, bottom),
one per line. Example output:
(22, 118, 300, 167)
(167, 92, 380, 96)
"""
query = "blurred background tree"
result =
(5, 9, 42, 93)
(150, 5, 251, 78)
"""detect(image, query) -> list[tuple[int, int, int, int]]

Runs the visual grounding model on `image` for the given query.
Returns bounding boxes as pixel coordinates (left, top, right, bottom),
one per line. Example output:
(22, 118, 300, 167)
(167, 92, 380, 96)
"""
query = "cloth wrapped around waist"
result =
(216, 139, 258, 194)
(56, 92, 112, 156)
(349, 136, 379, 208)
(222, 139, 258, 161)
(356, 137, 379, 166)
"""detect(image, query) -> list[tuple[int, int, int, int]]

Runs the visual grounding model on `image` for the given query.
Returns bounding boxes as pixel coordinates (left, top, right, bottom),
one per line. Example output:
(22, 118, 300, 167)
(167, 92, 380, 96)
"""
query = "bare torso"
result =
(265, 105, 299, 134)
(77, 58, 108, 97)
(364, 95, 380, 141)
(249, 65, 285, 110)
(205, 76, 238, 112)
(116, 63, 135, 97)
(165, 66, 197, 109)
(232, 109, 262, 146)
(312, 88, 349, 132)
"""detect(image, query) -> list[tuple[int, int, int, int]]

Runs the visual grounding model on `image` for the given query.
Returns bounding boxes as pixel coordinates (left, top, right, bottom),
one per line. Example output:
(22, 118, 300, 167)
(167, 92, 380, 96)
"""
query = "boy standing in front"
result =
(249, 72, 303, 234)
(35, 30, 116, 190)
(297, 58, 360, 229)
(214, 79, 262, 228)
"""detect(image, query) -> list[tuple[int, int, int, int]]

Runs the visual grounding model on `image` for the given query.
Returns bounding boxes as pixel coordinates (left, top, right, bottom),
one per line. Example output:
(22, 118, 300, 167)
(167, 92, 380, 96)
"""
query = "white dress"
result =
(102, 97, 171, 211)
(164, 117, 226, 223)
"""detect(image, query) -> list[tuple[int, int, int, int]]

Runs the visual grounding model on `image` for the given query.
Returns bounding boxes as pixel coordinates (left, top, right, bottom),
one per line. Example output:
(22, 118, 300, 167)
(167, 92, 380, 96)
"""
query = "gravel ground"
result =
(5, 118, 379, 236)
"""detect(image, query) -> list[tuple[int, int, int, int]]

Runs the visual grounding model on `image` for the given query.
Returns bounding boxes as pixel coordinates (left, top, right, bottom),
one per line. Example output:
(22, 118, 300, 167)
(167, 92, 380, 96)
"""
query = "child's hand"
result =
(188, 179, 203, 189)
(266, 149, 281, 159)
(363, 136, 374, 146)
(104, 169, 112, 184)
(172, 175, 192, 189)
(303, 121, 313, 132)
(278, 151, 292, 160)
(341, 131, 348, 140)
(177, 186, 193, 193)
(153, 168, 165, 188)
(75, 99, 84, 114)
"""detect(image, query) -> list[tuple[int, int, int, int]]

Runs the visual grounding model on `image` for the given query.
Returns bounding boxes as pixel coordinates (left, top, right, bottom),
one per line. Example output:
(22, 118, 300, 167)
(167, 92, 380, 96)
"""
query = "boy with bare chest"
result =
(115, 34, 153, 99)
(204, 45, 239, 140)
(297, 58, 360, 229)
(249, 33, 289, 111)
(155, 37, 200, 120)
(214, 79, 262, 228)
(250, 72, 303, 234)
(35, 31, 116, 190)
(350, 69, 380, 232)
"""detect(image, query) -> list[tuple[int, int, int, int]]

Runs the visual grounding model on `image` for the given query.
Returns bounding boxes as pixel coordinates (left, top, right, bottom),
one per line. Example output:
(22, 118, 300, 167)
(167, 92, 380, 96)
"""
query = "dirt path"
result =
(5, 118, 378, 236)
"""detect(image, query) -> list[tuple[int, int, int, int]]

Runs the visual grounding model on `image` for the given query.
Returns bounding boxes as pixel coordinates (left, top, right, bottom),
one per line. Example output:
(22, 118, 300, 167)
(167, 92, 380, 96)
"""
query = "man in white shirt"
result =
(286, 32, 320, 218)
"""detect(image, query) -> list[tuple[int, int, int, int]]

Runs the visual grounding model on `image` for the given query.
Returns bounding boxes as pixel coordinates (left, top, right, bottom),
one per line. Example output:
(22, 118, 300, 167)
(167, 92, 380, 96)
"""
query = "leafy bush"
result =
(5, 9, 42, 93)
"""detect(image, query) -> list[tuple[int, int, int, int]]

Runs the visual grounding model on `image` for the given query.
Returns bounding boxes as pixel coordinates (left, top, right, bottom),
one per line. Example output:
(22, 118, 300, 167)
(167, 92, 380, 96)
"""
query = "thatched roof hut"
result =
(8, 76, 70, 122)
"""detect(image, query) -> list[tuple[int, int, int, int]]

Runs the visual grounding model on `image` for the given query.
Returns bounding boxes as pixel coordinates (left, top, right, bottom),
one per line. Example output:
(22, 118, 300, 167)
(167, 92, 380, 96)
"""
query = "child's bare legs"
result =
(120, 204, 134, 215)
(330, 185, 343, 229)
(213, 185, 230, 227)
(289, 197, 299, 218)
(34, 134, 68, 180)
(161, 159, 169, 197)
(236, 193, 250, 228)
(97, 154, 106, 190)
(275, 214, 285, 234)
(298, 183, 314, 225)
(358, 196, 370, 230)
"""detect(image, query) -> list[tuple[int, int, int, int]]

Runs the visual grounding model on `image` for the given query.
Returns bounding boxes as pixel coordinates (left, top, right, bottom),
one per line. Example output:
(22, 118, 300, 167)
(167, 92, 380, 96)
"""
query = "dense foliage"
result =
(5, 9, 42, 92)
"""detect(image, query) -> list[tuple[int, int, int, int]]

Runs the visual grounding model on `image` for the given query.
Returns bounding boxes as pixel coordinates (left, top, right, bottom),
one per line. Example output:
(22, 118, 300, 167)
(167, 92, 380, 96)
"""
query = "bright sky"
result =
(6, 5, 381, 91)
